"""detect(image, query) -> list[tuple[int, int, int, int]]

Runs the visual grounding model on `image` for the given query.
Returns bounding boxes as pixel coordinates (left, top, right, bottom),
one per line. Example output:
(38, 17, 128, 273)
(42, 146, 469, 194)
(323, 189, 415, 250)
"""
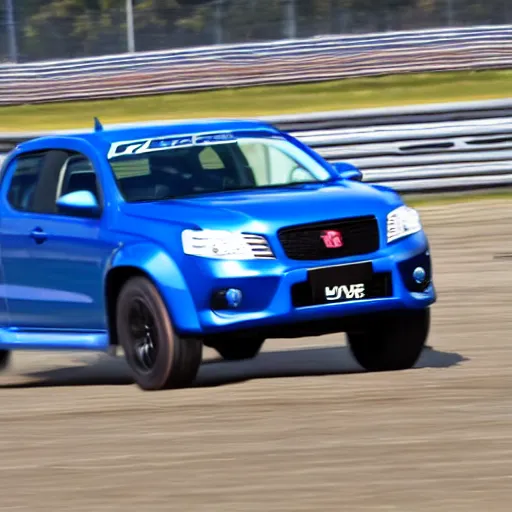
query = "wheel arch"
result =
(105, 243, 202, 344)
(105, 265, 151, 346)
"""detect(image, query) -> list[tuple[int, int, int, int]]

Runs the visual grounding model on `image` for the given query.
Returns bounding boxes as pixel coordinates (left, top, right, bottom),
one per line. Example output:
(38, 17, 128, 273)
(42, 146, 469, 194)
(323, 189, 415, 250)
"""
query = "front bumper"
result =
(166, 230, 436, 336)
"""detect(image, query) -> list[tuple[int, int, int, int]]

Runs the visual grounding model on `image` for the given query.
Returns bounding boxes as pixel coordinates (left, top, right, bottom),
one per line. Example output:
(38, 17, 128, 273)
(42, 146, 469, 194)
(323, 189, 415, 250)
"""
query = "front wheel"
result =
(116, 277, 202, 391)
(347, 308, 430, 372)
(0, 350, 11, 371)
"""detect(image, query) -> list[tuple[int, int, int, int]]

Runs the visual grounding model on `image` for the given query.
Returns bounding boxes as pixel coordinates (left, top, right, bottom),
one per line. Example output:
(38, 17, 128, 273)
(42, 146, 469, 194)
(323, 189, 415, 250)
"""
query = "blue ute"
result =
(0, 118, 435, 390)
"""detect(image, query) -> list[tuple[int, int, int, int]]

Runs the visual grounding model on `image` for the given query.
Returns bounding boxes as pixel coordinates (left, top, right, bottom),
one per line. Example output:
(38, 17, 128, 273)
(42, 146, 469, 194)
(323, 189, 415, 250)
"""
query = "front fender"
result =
(110, 242, 202, 335)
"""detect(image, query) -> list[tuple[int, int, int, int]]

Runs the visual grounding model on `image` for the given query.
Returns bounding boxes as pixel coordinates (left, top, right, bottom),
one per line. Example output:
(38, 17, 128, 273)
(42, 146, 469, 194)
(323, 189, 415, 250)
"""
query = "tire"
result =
(116, 276, 202, 391)
(212, 338, 265, 361)
(347, 308, 430, 372)
(0, 350, 11, 372)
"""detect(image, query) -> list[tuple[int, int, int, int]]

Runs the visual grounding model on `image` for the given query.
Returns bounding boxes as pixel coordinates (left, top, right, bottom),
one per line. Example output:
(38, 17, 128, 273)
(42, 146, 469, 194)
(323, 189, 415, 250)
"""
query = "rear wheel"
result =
(116, 277, 202, 390)
(347, 308, 430, 372)
(211, 338, 265, 361)
(0, 350, 11, 371)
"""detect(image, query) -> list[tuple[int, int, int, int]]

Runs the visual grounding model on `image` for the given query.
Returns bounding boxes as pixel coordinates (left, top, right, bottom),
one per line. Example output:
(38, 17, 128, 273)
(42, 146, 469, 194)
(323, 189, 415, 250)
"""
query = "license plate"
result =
(308, 262, 373, 305)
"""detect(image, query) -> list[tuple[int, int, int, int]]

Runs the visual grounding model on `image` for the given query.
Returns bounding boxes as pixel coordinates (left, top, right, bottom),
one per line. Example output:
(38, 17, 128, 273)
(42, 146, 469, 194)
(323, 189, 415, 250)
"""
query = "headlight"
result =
(182, 229, 274, 260)
(387, 206, 422, 243)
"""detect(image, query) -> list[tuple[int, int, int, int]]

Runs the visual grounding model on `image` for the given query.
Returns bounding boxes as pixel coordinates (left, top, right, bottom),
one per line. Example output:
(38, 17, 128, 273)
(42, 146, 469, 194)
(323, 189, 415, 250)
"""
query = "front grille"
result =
(278, 216, 380, 261)
(291, 272, 392, 308)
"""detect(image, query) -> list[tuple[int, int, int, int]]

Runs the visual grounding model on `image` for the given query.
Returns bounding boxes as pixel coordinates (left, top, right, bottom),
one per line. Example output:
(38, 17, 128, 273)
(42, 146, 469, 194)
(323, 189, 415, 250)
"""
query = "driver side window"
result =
(56, 154, 100, 204)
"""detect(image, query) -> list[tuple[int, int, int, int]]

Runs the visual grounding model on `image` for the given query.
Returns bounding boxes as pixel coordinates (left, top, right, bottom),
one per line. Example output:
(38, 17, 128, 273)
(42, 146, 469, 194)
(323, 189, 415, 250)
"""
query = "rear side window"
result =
(6, 152, 46, 212)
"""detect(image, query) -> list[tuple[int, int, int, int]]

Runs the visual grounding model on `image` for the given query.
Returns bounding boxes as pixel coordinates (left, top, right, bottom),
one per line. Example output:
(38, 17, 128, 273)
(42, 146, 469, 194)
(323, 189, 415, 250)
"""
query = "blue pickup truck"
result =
(0, 119, 435, 390)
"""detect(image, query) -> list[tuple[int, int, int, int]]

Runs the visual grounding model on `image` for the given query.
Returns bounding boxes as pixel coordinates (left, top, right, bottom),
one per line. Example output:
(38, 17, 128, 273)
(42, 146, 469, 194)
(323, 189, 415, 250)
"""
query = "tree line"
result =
(2, 0, 511, 62)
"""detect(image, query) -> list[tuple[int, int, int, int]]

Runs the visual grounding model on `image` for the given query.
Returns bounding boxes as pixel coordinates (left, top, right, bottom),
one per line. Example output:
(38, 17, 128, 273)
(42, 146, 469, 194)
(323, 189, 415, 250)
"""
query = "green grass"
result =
(406, 189, 512, 207)
(2, 69, 512, 132)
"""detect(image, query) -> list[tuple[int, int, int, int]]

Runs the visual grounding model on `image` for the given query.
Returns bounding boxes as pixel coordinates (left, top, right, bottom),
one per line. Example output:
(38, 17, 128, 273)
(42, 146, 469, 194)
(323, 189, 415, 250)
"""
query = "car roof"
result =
(15, 118, 282, 154)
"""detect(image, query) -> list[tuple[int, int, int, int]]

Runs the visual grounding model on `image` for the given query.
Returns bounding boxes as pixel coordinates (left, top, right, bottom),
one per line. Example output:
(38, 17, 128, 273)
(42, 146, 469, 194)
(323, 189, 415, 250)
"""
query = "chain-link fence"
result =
(1, 0, 511, 63)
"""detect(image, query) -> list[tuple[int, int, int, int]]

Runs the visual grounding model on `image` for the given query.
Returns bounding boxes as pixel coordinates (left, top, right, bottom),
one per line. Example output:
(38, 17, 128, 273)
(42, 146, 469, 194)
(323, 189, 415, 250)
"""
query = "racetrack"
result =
(1, 198, 511, 511)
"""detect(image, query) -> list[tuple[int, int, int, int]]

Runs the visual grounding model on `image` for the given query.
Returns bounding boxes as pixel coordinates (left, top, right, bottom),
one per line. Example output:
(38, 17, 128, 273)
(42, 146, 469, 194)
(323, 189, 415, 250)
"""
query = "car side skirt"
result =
(0, 328, 109, 351)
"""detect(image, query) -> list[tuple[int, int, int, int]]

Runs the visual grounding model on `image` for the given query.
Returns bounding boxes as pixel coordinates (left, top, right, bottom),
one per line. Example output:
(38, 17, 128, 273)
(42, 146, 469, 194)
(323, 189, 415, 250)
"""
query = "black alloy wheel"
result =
(116, 277, 202, 391)
(128, 298, 158, 374)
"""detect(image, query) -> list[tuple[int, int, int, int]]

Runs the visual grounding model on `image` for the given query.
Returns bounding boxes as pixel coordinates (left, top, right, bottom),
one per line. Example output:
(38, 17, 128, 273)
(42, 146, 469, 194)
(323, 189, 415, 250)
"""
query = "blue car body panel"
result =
(0, 119, 436, 352)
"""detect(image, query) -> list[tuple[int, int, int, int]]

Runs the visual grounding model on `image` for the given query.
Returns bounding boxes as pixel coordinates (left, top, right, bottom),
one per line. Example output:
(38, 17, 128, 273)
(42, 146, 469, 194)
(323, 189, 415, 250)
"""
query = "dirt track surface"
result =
(1, 199, 511, 511)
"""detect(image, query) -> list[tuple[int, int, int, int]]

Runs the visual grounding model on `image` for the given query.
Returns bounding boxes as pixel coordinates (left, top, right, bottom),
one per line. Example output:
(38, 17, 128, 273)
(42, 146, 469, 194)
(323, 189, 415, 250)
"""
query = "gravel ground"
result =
(0, 199, 511, 512)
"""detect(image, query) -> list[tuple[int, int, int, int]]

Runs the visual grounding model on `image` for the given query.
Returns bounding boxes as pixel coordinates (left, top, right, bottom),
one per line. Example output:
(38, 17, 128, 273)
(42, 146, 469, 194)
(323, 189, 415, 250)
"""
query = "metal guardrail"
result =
(1, 25, 512, 105)
(1, 99, 512, 194)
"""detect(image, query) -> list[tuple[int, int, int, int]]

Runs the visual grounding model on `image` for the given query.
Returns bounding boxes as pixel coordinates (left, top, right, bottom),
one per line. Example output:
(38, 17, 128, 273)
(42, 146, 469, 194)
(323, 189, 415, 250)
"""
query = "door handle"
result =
(30, 227, 47, 244)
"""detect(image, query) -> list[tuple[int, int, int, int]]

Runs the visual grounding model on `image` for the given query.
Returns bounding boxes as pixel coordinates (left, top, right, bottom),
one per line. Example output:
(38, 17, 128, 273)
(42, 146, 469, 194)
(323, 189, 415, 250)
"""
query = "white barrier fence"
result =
(1, 99, 512, 193)
(1, 25, 512, 105)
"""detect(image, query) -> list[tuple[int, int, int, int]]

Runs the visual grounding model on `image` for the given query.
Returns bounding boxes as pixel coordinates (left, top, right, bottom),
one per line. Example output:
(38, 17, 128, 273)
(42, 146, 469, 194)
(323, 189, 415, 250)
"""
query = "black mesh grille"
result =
(291, 272, 392, 308)
(278, 216, 379, 261)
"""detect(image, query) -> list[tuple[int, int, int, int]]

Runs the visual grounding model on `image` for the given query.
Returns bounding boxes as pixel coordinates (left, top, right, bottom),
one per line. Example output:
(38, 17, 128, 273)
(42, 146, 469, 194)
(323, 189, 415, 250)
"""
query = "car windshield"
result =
(108, 134, 333, 202)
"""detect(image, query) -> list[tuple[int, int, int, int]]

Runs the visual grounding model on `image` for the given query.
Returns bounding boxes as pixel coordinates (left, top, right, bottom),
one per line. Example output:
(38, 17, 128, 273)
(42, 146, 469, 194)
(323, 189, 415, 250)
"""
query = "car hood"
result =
(120, 181, 401, 234)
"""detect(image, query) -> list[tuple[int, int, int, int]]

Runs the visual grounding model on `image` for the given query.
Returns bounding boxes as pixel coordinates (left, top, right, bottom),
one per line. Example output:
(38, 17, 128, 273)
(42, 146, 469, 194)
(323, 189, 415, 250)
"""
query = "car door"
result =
(0, 148, 115, 332)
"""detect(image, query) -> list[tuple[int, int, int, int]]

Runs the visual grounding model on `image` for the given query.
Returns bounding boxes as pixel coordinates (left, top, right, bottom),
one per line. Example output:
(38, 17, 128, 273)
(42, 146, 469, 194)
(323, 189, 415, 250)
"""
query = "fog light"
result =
(225, 288, 242, 308)
(212, 288, 243, 310)
(413, 266, 427, 284)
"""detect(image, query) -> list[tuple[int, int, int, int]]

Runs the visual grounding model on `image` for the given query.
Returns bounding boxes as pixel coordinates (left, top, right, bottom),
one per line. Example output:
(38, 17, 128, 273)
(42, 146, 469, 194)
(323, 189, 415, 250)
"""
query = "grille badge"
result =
(320, 230, 343, 249)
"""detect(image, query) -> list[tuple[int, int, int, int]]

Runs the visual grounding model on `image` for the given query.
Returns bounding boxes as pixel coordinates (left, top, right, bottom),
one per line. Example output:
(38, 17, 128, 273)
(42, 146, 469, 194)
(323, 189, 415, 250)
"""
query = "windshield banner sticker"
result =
(108, 131, 237, 159)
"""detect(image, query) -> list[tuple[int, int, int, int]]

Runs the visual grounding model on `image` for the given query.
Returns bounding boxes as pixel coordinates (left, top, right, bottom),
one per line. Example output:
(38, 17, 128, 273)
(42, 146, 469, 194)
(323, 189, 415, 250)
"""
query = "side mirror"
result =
(56, 190, 101, 217)
(332, 162, 363, 182)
